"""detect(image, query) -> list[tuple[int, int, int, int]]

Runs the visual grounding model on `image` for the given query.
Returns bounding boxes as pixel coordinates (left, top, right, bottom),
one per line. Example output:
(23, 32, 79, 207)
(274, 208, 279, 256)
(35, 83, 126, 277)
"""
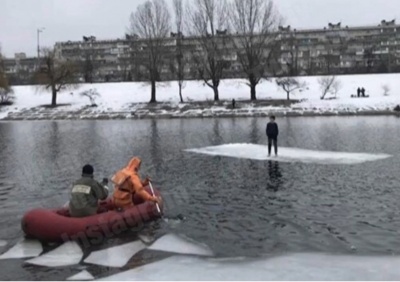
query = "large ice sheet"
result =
(84, 241, 146, 268)
(147, 234, 213, 256)
(98, 253, 400, 281)
(186, 143, 391, 165)
(0, 239, 42, 259)
(25, 241, 82, 267)
(67, 270, 94, 281)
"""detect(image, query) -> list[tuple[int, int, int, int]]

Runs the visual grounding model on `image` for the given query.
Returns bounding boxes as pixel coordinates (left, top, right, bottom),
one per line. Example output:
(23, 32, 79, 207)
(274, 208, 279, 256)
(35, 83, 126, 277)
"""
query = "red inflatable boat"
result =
(21, 187, 163, 243)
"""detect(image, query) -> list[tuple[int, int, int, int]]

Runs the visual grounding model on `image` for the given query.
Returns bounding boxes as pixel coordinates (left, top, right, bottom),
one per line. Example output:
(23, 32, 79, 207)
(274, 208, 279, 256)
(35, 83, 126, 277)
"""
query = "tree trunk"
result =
(213, 86, 219, 101)
(250, 83, 257, 101)
(179, 81, 183, 103)
(286, 91, 290, 100)
(51, 86, 57, 107)
(150, 80, 156, 103)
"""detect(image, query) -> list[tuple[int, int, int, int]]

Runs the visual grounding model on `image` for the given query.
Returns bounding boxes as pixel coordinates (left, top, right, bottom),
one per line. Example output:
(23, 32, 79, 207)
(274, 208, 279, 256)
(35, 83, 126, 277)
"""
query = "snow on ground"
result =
(97, 253, 400, 281)
(186, 143, 391, 165)
(1, 73, 400, 120)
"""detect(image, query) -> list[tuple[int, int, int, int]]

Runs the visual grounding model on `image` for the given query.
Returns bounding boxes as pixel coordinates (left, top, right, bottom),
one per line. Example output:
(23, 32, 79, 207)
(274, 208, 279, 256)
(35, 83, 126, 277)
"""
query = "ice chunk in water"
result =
(0, 240, 7, 247)
(67, 270, 94, 281)
(98, 253, 400, 281)
(148, 234, 213, 256)
(186, 143, 391, 165)
(84, 241, 146, 268)
(138, 234, 155, 244)
(0, 239, 42, 259)
(25, 241, 82, 267)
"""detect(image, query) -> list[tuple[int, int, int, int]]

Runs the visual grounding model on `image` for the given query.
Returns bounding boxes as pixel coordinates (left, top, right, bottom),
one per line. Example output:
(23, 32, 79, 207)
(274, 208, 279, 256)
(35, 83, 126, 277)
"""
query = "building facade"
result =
(4, 20, 400, 85)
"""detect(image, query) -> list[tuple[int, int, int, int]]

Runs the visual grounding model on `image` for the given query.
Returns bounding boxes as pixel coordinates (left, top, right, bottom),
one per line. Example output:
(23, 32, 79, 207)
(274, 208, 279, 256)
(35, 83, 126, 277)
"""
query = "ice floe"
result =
(67, 270, 94, 281)
(147, 234, 213, 256)
(84, 241, 146, 268)
(25, 241, 82, 267)
(98, 253, 400, 281)
(0, 239, 42, 259)
(138, 234, 155, 245)
(186, 143, 391, 165)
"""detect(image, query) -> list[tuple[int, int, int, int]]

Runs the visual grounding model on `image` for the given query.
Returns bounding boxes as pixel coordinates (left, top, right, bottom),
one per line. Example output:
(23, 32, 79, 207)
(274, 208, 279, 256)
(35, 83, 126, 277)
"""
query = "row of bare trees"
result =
(129, 0, 282, 103)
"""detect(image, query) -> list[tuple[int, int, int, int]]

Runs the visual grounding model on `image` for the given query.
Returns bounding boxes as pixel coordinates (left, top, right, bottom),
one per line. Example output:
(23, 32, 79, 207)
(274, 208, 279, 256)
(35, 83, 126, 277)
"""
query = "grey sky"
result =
(1, 0, 399, 57)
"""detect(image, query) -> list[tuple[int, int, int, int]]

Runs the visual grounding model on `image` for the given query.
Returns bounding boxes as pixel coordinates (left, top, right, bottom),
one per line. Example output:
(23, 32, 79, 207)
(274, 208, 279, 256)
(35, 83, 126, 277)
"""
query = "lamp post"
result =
(37, 27, 45, 62)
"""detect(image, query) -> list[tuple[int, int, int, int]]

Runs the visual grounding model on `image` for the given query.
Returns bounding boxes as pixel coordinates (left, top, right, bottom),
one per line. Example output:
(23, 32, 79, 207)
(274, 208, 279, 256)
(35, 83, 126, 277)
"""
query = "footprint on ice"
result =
(97, 253, 400, 281)
(185, 143, 391, 165)
(147, 234, 213, 256)
(25, 241, 82, 267)
(67, 270, 94, 281)
(0, 239, 42, 259)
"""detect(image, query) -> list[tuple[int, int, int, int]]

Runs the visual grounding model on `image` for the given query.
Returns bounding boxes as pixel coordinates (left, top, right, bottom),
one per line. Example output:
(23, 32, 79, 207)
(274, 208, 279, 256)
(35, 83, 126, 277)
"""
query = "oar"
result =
(148, 181, 162, 215)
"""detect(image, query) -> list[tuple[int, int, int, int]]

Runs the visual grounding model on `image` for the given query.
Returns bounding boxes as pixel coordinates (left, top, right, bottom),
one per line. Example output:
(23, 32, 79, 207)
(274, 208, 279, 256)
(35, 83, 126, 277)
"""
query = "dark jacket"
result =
(69, 174, 109, 218)
(266, 121, 279, 138)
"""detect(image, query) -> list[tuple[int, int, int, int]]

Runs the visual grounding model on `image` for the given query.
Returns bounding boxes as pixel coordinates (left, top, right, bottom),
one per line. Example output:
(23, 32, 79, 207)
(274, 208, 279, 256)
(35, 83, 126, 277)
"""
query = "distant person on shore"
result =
(112, 157, 161, 210)
(357, 87, 361, 97)
(69, 164, 109, 218)
(266, 116, 279, 157)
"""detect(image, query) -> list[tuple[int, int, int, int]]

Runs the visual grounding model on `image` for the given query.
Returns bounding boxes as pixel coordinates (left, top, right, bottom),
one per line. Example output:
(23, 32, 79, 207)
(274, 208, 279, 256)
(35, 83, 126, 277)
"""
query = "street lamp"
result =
(37, 27, 45, 59)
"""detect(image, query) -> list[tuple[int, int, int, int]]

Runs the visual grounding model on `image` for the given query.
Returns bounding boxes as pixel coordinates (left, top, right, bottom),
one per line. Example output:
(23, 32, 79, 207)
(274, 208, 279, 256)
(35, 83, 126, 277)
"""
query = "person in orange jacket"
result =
(111, 157, 161, 209)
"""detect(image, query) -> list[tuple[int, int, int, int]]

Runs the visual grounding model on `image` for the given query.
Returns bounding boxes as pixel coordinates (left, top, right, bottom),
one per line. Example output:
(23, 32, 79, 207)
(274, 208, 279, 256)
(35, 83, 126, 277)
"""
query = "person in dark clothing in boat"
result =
(266, 115, 279, 157)
(69, 164, 109, 218)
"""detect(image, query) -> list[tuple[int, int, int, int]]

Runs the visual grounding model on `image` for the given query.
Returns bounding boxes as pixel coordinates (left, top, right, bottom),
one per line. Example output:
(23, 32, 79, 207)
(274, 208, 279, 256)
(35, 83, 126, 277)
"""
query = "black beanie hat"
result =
(82, 164, 94, 175)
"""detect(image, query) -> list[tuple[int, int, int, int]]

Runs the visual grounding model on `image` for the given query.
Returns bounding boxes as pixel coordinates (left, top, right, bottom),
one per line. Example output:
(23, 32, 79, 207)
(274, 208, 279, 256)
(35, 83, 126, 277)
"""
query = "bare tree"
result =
(129, 0, 171, 103)
(187, 0, 231, 101)
(80, 88, 100, 106)
(229, 0, 280, 100)
(318, 75, 341, 100)
(0, 45, 14, 105)
(34, 48, 80, 107)
(283, 33, 300, 76)
(82, 53, 94, 83)
(276, 77, 307, 100)
(170, 0, 187, 103)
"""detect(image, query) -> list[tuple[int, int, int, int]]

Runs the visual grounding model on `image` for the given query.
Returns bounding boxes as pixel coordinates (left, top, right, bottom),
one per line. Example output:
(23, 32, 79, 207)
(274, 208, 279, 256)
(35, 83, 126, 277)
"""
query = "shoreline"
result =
(1, 107, 399, 121)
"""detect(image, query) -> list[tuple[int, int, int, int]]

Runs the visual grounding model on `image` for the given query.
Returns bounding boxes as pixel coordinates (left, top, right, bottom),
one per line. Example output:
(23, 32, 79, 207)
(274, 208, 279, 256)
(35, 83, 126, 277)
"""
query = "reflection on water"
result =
(267, 161, 283, 192)
(0, 117, 400, 279)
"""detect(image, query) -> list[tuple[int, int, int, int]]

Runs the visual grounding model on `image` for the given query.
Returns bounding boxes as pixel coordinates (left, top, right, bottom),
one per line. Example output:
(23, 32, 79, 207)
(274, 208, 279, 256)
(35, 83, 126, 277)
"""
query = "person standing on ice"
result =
(69, 164, 109, 218)
(266, 115, 279, 157)
(112, 157, 161, 210)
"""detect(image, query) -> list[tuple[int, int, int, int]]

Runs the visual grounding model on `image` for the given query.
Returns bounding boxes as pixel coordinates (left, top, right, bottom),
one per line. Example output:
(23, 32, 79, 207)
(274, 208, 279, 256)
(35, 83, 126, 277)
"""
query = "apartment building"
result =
(2, 53, 38, 84)
(278, 20, 400, 75)
(4, 20, 400, 85)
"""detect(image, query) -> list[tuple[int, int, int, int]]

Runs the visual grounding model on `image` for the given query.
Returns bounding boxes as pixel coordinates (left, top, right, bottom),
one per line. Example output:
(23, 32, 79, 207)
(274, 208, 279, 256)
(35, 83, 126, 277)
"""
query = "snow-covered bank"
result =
(1, 73, 400, 120)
